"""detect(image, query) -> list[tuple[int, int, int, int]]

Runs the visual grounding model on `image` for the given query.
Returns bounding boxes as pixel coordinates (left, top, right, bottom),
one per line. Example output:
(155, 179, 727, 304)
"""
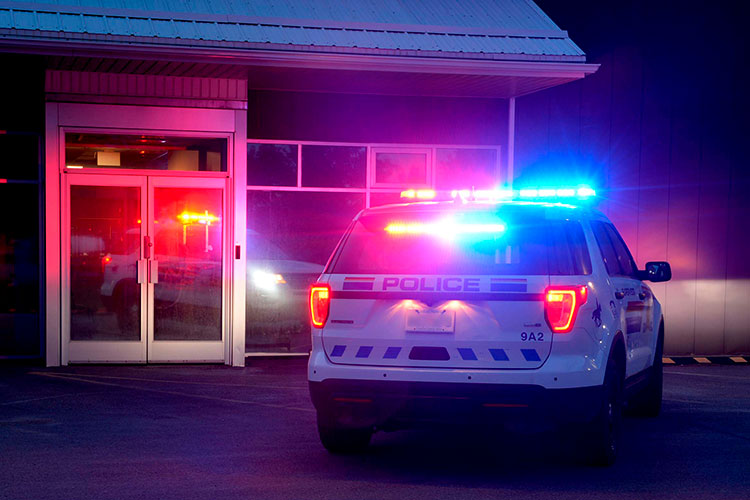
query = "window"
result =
(301, 145, 366, 188)
(0, 183, 40, 356)
(332, 209, 591, 276)
(245, 139, 501, 353)
(0, 133, 39, 181)
(547, 221, 592, 275)
(65, 133, 227, 172)
(591, 221, 636, 277)
(435, 148, 498, 189)
(371, 148, 431, 187)
(246, 191, 364, 352)
(605, 224, 637, 277)
(247, 143, 297, 186)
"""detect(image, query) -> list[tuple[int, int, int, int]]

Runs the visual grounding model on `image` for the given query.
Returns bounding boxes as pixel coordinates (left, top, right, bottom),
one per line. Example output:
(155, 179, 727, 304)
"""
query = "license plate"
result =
(405, 308, 455, 333)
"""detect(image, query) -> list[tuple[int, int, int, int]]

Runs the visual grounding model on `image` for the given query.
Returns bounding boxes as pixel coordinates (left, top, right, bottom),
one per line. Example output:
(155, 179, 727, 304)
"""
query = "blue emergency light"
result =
(400, 186, 597, 202)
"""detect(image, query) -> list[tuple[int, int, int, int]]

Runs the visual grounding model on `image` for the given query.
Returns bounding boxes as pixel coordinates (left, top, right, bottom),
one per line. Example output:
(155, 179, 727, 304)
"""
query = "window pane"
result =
(65, 133, 227, 172)
(606, 224, 637, 277)
(374, 151, 428, 185)
(547, 221, 592, 275)
(334, 208, 560, 275)
(301, 145, 366, 188)
(247, 143, 297, 186)
(0, 133, 39, 181)
(436, 148, 498, 189)
(70, 186, 141, 341)
(369, 192, 403, 207)
(153, 187, 223, 341)
(591, 221, 622, 276)
(246, 191, 364, 352)
(0, 184, 40, 356)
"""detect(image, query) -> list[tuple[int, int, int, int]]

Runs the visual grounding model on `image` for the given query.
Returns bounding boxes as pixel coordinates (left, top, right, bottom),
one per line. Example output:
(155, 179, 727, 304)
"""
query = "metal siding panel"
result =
(0, 9, 13, 29)
(194, 21, 222, 41)
(514, 90, 551, 177)
(81, 14, 110, 34)
(151, 18, 176, 38)
(59, 12, 83, 32)
(0, 3, 581, 59)
(605, 47, 643, 282)
(128, 16, 153, 37)
(36, 11, 61, 31)
(109, 15, 134, 35)
(9, 9, 37, 30)
(173, 19, 198, 39)
(635, 62, 671, 317)
(693, 135, 732, 356)
(724, 161, 750, 354)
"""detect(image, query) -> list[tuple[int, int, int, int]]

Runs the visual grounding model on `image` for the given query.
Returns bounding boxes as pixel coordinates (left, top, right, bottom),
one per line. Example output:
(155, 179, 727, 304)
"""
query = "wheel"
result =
(585, 353, 624, 466)
(317, 415, 372, 454)
(626, 328, 663, 417)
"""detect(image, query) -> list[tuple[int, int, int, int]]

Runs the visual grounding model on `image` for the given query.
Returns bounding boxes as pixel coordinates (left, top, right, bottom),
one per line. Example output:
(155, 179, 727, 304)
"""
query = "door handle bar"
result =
(136, 259, 147, 284)
(149, 259, 159, 284)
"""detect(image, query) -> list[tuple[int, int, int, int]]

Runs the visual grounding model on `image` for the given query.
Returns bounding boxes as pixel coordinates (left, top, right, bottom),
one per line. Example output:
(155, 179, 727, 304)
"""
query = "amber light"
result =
(178, 211, 219, 225)
(544, 285, 587, 333)
(309, 284, 331, 328)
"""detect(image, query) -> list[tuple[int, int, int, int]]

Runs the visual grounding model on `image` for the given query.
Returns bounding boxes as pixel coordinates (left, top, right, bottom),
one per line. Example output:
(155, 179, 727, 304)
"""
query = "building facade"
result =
(0, 0, 744, 364)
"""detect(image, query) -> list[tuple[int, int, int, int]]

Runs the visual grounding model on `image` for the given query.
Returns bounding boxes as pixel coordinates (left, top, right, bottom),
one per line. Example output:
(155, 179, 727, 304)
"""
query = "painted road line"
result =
(30, 372, 315, 412)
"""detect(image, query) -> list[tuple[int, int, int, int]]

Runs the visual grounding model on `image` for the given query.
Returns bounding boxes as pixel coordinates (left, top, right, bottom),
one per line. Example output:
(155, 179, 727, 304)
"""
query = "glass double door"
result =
(66, 174, 226, 363)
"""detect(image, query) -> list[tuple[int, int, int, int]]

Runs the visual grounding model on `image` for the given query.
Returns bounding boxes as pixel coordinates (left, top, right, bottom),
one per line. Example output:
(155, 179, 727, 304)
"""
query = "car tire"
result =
(585, 353, 624, 466)
(626, 327, 663, 418)
(317, 416, 372, 454)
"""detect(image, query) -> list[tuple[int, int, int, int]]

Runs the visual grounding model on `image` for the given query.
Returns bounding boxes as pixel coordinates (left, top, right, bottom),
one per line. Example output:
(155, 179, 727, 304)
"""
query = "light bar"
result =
(400, 189, 436, 200)
(399, 185, 597, 202)
(178, 211, 220, 225)
(385, 220, 506, 236)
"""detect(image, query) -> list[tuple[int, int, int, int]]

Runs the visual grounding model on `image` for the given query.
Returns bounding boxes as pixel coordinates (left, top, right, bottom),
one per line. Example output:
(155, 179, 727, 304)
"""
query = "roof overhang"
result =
(0, 34, 597, 99)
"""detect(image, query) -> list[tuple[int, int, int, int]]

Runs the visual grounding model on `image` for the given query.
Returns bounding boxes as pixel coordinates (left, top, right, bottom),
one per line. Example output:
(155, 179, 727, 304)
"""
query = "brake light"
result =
(309, 284, 331, 328)
(544, 286, 588, 333)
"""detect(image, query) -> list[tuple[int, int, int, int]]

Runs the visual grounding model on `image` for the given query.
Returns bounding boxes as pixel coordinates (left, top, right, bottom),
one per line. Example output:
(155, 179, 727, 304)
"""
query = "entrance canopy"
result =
(0, 0, 598, 97)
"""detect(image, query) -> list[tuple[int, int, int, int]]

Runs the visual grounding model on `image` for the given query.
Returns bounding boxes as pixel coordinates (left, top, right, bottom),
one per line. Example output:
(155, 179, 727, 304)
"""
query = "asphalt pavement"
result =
(1, 359, 748, 500)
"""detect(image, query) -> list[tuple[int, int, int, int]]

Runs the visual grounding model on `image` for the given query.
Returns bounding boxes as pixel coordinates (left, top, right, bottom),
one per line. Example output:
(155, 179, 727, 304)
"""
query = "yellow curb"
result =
(730, 356, 747, 363)
(694, 357, 711, 364)
(662, 357, 675, 364)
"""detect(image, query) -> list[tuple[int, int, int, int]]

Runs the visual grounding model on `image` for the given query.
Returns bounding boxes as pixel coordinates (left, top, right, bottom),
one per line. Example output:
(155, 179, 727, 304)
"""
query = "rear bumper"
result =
(309, 378, 602, 430)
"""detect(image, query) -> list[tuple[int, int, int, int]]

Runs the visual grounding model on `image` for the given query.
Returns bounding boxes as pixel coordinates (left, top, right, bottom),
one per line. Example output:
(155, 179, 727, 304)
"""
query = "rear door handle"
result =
(614, 291, 625, 300)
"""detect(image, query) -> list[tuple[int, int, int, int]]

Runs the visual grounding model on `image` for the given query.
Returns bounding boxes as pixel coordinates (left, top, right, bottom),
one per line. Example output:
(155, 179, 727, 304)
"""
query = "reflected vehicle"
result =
(99, 219, 222, 336)
(246, 230, 324, 352)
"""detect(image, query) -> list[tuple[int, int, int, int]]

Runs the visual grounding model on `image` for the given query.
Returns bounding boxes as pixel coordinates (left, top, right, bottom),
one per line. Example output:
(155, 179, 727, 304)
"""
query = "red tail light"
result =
(309, 284, 331, 328)
(544, 285, 588, 333)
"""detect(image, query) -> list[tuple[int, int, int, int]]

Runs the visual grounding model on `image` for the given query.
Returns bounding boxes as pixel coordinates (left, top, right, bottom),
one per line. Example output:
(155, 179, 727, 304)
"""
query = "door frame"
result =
(63, 173, 148, 363)
(45, 102, 248, 366)
(146, 175, 229, 363)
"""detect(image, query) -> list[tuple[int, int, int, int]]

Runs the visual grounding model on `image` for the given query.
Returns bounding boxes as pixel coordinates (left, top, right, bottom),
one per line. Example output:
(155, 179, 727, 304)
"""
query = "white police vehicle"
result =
(308, 187, 671, 465)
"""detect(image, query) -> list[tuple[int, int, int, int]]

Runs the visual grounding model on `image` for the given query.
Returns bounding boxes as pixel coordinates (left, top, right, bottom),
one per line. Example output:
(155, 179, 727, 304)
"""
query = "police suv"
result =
(308, 188, 671, 465)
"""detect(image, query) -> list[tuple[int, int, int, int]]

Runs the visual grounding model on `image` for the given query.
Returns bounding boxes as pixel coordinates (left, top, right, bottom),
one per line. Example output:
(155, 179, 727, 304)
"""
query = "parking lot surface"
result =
(1, 359, 748, 500)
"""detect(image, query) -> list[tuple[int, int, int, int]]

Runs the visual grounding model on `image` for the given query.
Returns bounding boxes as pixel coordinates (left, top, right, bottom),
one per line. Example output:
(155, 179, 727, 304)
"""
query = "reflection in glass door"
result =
(148, 179, 225, 362)
(66, 175, 226, 363)
(67, 175, 147, 362)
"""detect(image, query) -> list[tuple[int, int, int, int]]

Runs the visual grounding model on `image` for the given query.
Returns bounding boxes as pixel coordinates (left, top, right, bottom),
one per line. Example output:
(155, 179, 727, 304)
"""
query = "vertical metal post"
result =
(507, 97, 516, 186)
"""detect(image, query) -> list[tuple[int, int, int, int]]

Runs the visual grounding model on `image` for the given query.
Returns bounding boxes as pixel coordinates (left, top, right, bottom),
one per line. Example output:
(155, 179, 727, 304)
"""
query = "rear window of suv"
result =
(331, 209, 591, 276)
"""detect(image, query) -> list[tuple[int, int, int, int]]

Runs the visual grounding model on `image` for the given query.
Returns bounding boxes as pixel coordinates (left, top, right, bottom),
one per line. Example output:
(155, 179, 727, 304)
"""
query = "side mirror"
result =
(639, 261, 671, 282)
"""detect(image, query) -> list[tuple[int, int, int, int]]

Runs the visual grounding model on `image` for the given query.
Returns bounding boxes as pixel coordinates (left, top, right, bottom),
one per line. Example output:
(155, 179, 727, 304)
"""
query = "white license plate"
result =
(405, 308, 455, 333)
